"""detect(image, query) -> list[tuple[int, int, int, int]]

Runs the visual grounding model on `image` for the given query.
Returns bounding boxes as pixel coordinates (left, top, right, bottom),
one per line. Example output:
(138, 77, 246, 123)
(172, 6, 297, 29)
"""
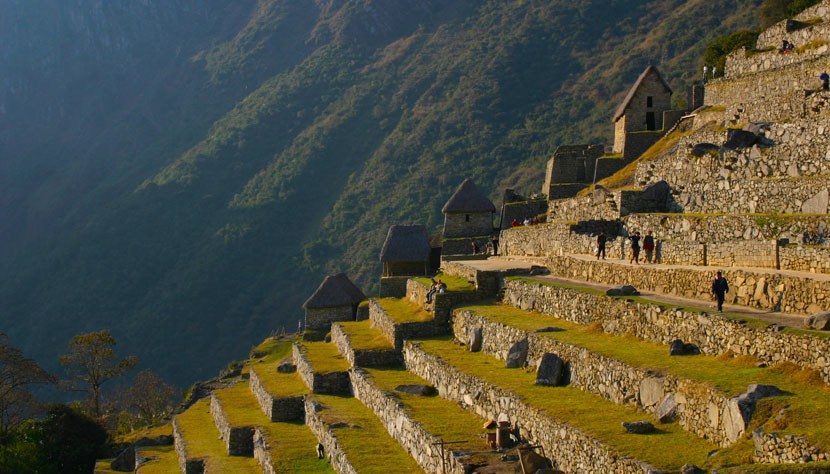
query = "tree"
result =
(60, 331, 139, 417)
(119, 369, 179, 430)
(0, 333, 55, 437)
(19, 404, 108, 474)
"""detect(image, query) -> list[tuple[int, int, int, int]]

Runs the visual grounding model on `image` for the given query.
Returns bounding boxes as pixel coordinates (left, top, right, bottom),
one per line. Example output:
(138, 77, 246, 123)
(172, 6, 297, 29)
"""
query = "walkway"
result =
(448, 255, 817, 329)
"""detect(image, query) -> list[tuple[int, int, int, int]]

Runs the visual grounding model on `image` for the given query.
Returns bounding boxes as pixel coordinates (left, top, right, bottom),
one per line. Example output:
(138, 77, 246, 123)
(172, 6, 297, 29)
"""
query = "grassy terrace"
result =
(135, 446, 179, 474)
(215, 382, 332, 472)
(461, 303, 830, 452)
(375, 298, 432, 323)
(338, 320, 395, 350)
(301, 341, 350, 373)
(311, 394, 424, 473)
(363, 367, 485, 452)
(510, 277, 830, 340)
(413, 337, 726, 471)
(173, 398, 260, 473)
(413, 273, 476, 292)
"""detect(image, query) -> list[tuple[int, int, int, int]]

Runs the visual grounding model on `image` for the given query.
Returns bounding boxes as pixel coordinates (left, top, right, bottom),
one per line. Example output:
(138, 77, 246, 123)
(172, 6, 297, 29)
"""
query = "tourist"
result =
(821, 71, 829, 91)
(523, 217, 531, 226)
(596, 231, 607, 260)
(781, 39, 790, 53)
(703, 65, 708, 83)
(628, 231, 641, 265)
(643, 232, 655, 264)
(712, 271, 729, 312)
(437, 280, 447, 294)
(511, 219, 519, 228)
(426, 278, 438, 303)
(472, 241, 479, 254)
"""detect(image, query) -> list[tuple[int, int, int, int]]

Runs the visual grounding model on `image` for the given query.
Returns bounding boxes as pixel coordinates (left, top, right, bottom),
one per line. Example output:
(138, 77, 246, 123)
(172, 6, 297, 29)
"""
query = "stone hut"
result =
(380, 225, 431, 277)
(442, 178, 496, 238)
(303, 273, 366, 330)
(612, 65, 674, 156)
(379, 224, 432, 298)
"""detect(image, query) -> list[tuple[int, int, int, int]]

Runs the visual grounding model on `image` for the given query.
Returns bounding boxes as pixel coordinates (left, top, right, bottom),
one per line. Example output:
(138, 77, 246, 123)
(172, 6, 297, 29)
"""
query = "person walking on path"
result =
(643, 232, 655, 264)
(596, 231, 607, 260)
(628, 231, 641, 265)
(712, 271, 729, 312)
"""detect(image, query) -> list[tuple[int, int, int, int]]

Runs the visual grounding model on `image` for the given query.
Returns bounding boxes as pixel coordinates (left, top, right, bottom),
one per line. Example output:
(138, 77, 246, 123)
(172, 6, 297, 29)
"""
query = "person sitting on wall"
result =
(523, 217, 531, 226)
(511, 219, 519, 228)
(437, 280, 447, 294)
(781, 39, 792, 53)
(426, 278, 438, 303)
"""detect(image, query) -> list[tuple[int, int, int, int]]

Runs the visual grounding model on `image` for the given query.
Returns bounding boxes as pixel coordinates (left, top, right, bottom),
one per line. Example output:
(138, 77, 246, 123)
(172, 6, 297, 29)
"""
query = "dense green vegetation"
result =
(0, 0, 764, 387)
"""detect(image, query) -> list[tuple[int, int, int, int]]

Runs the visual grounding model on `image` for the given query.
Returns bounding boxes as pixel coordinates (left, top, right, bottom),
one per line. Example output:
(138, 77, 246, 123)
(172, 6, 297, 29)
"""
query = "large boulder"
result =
(723, 129, 760, 150)
(655, 394, 679, 423)
(277, 362, 297, 373)
(806, 312, 830, 331)
(506, 339, 529, 368)
(535, 353, 565, 386)
(801, 189, 829, 215)
(622, 421, 655, 434)
(639, 377, 665, 407)
(110, 446, 136, 472)
(723, 384, 784, 443)
(669, 339, 700, 356)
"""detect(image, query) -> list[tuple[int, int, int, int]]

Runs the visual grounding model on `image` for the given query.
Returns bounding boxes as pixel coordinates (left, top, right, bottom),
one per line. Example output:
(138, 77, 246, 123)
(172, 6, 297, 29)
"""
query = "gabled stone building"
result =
(379, 224, 431, 297)
(441, 178, 496, 255)
(303, 273, 366, 331)
(612, 65, 681, 158)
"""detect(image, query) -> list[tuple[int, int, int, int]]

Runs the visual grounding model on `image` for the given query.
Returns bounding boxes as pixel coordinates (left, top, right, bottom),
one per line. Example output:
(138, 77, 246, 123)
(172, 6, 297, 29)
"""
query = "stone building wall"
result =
(501, 200, 548, 229)
(249, 368, 304, 422)
(330, 323, 402, 368)
(442, 236, 493, 255)
(443, 212, 493, 238)
(624, 214, 830, 244)
(499, 224, 625, 260)
(305, 306, 354, 331)
(293, 343, 352, 395)
(622, 130, 664, 162)
(402, 342, 660, 474)
(779, 244, 830, 272)
(172, 418, 205, 474)
(349, 367, 467, 474)
(210, 393, 254, 456)
(304, 398, 359, 474)
(503, 278, 830, 383)
(380, 276, 409, 298)
(452, 310, 742, 446)
(548, 194, 619, 222)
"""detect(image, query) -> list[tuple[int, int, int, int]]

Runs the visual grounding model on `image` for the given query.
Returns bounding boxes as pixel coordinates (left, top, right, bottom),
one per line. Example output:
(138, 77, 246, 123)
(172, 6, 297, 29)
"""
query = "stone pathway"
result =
(449, 256, 814, 329)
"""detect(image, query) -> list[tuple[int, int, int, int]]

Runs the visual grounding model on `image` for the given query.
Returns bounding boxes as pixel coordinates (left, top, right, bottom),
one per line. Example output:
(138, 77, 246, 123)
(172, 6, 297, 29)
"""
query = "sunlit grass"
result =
(338, 320, 394, 350)
(301, 341, 350, 373)
(459, 303, 830, 451)
(413, 273, 476, 292)
(311, 394, 424, 473)
(375, 298, 432, 323)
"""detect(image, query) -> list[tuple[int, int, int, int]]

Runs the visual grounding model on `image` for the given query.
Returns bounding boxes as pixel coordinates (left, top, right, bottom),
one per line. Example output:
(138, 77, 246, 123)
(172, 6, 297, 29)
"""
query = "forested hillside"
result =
(0, 0, 761, 386)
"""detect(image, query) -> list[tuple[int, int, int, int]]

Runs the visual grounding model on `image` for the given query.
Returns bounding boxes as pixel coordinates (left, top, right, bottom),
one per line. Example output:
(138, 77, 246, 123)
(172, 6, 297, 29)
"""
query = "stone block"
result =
(639, 376, 665, 407)
(505, 339, 529, 368)
(535, 353, 565, 386)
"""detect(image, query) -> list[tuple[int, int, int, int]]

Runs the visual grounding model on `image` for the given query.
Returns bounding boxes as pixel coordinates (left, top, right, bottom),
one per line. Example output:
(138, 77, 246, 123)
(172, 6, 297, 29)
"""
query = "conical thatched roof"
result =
(303, 273, 365, 309)
(441, 178, 496, 214)
(613, 65, 673, 122)
(380, 225, 431, 263)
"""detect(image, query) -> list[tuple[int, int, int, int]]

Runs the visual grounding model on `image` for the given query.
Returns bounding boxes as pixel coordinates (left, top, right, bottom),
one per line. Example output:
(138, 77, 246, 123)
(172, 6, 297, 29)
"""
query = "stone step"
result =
(453, 303, 830, 455)
(248, 361, 307, 423)
(215, 381, 333, 474)
(331, 320, 403, 367)
(350, 364, 510, 474)
(403, 338, 721, 473)
(368, 298, 444, 351)
(294, 341, 352, 395)
(503, 276, 830, 384)
(173, 398, 260, 474)
(305, 394, 424, 473)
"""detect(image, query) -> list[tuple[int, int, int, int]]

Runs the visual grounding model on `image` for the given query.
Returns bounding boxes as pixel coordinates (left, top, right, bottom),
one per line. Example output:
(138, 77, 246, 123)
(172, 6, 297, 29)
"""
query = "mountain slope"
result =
(0, 0, 760, 386)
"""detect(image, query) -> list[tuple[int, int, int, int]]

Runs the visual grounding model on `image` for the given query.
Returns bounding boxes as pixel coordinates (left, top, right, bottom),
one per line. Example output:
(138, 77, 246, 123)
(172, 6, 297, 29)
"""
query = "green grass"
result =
(338, 320, 394, 350)
(311, 394, 424, 473)
(250, 361, 308, 398)
(413, 273, 476, 292)
(375, 298, 432, 323)
(174, 398, 260, 473)
(249, 335, 297, 364)
(214, 382, 333, 473)
(413, 338, 719, 471)
(459, 303, 830, 451)
(301, 341, 351, 373)
(135, 445, 179, 474)
(363, 367, 485, 451)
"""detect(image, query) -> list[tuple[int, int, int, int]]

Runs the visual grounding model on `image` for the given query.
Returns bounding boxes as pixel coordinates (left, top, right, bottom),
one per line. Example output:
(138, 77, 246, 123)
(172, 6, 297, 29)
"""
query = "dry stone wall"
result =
(369, 299, 442, 351)
(349, 367, 466, 474)
(503, 278, 830, 383)
(624, 214, 830, 244)
(249, 368, 304, 422)
(210, 393, 254, 456)
(304, 398, 359, 474)
(452, 310, 741, 446)
(405, 279, 477, 325)
(253, 428, 277, 474)
(330, 323, 402, 367)
(753, 428, 830, 463)
(172, 418, 205, 474)
(402, 342, 664, 474)
(293, 343, 351, 395)
(732, 29, 830, 77)
(500, 224, 626, 260)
